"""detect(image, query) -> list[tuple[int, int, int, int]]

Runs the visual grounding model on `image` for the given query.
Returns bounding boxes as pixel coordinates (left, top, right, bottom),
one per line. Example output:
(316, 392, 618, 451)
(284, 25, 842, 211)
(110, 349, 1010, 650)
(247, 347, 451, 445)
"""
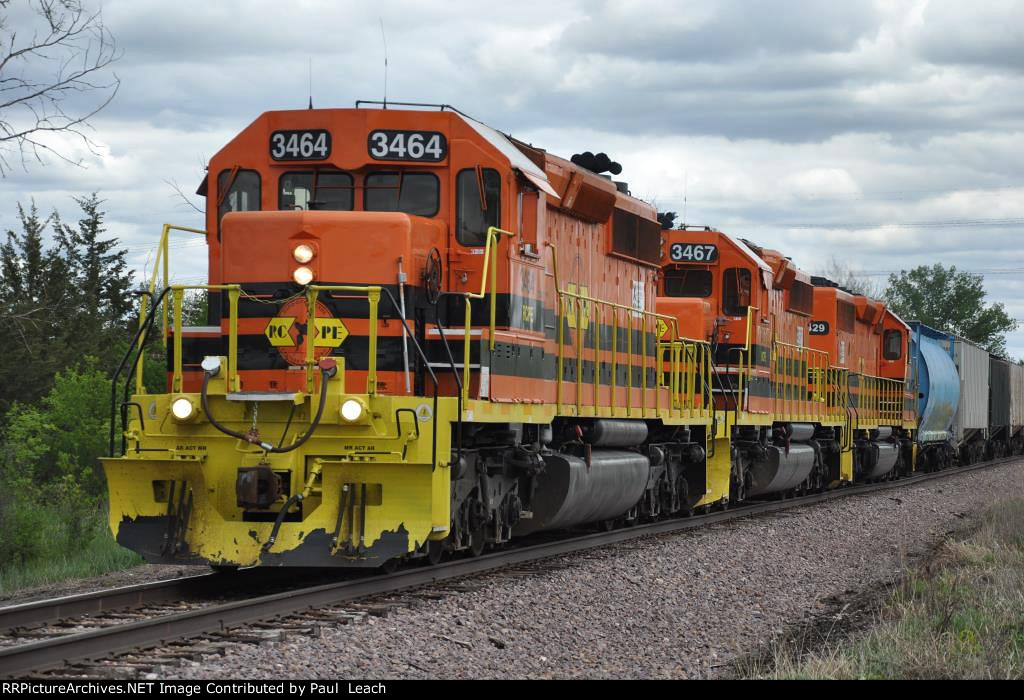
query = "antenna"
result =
(683, 171, 688, 226)
(308, 57, 313, 109)
(379, 18, 389, 109)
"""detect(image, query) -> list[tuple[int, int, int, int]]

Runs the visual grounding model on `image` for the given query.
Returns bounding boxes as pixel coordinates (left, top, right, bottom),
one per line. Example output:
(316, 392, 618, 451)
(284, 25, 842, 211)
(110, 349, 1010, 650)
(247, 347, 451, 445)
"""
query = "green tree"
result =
(55, 193, 135, 364)
(0, 195, 134, 413)
(2, 358, 110, 496)
(0, 202, 77, 410)
(884, 264, 1017, 355)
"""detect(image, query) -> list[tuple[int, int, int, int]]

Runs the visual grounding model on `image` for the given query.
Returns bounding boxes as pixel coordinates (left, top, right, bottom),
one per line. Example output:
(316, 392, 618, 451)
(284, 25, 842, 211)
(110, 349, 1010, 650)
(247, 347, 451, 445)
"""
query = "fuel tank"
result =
(909, 322, 959, 444)
(860, 441, 899, 480)
(582, 419, 648, 447)
(746, 444, 815, 497)
(514, 450, 650, 535)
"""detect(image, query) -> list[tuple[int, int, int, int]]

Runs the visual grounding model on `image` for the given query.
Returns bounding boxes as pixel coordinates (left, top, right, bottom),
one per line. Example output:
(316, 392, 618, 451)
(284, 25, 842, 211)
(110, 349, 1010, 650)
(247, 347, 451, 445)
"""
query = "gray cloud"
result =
(1, 0, 1023, 356)
(560, 0, 882, 62)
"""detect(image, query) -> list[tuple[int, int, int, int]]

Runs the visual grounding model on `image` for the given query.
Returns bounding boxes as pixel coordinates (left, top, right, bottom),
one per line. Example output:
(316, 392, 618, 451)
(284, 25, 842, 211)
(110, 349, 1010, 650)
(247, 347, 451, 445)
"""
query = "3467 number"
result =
(270, 130, 331, 160)
(669, 243, 718, 262)
(368, 130, 447, 162)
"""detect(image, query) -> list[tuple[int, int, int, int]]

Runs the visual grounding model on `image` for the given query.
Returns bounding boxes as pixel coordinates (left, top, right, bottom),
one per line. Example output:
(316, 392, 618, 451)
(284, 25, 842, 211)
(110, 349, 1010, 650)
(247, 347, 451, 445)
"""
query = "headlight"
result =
(340, 398, 365, 422)
(170, 397, 196, 422)
(293, 244, 315, 264)
(293, 266, 314, 286)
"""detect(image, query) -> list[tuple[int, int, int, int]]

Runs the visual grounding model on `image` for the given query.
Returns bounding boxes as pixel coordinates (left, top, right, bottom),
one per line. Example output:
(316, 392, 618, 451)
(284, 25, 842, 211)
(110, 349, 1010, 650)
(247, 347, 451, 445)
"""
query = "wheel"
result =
(426, 539, 445, 566)
(378, 557, 401, 574)
(468, 524, 487, 557)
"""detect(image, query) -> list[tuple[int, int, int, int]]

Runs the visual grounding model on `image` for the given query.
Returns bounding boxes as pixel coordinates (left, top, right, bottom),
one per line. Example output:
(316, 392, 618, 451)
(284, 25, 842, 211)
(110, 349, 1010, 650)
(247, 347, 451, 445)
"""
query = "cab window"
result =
(456, 168, 501, 246)
(723, 268, 752, 316)
(364, 172, 439, 216)
(217, 169, 260, 237)
(664, 269, 712, 297)
(279, 171, 353, 210)
(884, 329, 902, 360)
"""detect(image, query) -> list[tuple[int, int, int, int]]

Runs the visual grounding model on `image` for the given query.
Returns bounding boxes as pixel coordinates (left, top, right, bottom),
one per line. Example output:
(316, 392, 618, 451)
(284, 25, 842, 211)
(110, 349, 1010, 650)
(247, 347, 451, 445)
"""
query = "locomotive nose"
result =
(219, 210, 444, 288)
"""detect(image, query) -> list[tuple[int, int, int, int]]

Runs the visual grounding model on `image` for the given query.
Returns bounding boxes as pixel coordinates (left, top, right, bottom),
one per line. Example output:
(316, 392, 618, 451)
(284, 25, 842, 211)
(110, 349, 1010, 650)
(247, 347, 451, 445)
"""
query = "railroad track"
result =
(1, 455, 1019, 678)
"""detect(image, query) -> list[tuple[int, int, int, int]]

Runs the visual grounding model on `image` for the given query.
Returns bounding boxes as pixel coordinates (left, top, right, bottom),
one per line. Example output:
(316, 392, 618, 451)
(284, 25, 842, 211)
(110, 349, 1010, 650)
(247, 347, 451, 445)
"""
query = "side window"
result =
(722, 268, 752, 316)
(217, 169, 260, 237)
(664, 269, 712, 297)
(364, 172, 439, 217)
(457, 168, 501, 246)
(279, 171, 353, 211)
(884, 329, 902, 360)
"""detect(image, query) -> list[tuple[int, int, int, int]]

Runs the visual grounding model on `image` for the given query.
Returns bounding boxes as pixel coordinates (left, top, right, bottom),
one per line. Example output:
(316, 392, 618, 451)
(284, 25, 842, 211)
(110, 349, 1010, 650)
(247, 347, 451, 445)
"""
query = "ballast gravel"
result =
(0, 564, 192, 606)
(157, 459, 1023, 679)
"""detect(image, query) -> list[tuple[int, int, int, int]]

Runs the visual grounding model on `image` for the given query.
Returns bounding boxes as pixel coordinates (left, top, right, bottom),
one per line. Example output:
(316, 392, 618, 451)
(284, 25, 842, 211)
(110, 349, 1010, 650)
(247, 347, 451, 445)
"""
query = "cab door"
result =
(447, 141, 507, 297)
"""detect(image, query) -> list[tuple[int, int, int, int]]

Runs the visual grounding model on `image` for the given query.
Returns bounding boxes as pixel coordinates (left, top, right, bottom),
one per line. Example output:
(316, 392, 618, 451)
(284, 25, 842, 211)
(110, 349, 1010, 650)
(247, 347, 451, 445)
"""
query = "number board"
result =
(669, 243, 718, 263)
(809, 321, 830, 335)
(368, 130, 447, 162)
(270, 130, 331, 161)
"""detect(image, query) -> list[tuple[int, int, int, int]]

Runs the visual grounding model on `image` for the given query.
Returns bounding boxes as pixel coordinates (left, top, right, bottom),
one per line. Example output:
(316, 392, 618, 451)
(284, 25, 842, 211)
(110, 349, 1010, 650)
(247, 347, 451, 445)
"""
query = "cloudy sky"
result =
(2, 0, 1023, 356)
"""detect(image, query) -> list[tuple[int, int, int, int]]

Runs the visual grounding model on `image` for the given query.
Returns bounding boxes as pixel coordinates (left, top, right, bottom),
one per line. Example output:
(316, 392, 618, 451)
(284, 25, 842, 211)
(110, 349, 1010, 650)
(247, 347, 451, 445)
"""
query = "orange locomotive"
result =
(657, 227, 915, 499)
(104, 104, 715, 568)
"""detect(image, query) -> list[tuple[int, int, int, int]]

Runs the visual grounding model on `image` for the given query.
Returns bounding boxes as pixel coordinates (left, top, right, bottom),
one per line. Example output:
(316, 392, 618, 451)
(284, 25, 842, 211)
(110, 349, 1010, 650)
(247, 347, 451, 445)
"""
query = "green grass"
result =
(748, 499, 1024, 679)
(0, 499, 142, 596)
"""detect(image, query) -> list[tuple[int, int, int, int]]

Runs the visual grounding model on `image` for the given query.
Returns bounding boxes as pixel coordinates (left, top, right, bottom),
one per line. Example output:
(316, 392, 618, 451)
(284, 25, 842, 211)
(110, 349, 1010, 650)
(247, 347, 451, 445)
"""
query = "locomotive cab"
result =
(658, 228, 772, 413)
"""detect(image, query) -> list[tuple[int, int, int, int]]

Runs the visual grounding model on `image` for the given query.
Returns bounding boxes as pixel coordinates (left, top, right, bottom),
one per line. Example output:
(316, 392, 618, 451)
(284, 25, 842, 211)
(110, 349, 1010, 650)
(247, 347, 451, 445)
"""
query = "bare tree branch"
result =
(165, 178, 205, 215)
(0, 0, 120, 175)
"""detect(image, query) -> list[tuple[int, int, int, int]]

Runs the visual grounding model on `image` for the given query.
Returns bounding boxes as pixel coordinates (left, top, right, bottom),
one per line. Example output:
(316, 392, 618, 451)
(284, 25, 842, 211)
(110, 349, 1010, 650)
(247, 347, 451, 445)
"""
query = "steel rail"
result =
(1, 455, 1019, 677)
(0, 574, 213, 635)
(0, 567, 333, 635)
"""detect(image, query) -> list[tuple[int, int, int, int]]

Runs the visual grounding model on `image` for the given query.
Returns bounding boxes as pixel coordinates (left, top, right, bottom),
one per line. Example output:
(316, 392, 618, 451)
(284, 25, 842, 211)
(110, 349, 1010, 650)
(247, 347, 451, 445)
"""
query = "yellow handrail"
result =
(168, 284, 240, 393)
(461, 226, 516, 402)
(733, 306, 760, 416)
(135, 223, 207, 393)
(847, 372, 904, 424)
(547, 243, 707, 416)
(162, 281, 381, 398)
(772, 340, 830, 421)
(306, 285, 382, 396)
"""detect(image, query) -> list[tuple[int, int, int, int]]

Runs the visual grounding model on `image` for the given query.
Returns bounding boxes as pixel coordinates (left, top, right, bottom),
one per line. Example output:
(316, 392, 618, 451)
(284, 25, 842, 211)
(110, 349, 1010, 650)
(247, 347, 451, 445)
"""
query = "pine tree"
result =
(54, 194, 135, 364)
(0, 203, 65, 411)
(0, 195, 135, 413)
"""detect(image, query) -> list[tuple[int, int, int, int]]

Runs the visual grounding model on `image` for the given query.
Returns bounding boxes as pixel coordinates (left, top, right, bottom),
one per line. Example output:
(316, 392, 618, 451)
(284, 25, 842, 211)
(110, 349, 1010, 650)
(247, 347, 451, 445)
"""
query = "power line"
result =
(654, 183, 1024, 206)
(778, 218, 1024, 230)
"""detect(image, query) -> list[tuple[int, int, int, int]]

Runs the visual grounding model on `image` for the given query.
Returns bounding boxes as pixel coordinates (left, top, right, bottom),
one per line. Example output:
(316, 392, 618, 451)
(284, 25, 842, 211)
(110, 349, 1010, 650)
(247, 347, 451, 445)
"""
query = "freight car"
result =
(953, 335, 990, 465)
(104, 103, 1020, 571)
(907, 322, 959, 470)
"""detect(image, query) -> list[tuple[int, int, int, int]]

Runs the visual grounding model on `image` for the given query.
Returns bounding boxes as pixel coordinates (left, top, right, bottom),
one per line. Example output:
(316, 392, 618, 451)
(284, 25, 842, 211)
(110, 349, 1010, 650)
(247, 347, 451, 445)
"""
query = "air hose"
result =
(200, 361, 334, 454)
(263, 456, 325, 552)
(199, 360, 334, 554)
